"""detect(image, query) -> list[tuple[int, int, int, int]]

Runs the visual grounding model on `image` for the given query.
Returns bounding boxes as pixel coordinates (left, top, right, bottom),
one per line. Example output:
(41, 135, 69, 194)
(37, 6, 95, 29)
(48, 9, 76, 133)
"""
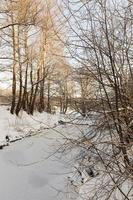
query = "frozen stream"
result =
(0, 134, 74, 200)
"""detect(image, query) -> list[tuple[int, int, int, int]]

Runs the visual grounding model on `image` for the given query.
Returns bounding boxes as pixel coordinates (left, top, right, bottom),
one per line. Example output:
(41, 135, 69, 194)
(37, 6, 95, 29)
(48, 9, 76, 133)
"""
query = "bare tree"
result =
(59, 0, 133, 199)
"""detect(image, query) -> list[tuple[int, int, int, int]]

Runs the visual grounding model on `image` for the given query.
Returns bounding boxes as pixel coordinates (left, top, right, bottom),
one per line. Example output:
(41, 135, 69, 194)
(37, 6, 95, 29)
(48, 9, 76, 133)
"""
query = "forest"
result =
(0, 0, 133, 200)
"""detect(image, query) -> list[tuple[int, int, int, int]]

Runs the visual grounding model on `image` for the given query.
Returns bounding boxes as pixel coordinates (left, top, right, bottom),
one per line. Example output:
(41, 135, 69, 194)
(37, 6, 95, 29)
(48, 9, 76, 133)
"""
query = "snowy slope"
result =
(0, 106, 63, 143)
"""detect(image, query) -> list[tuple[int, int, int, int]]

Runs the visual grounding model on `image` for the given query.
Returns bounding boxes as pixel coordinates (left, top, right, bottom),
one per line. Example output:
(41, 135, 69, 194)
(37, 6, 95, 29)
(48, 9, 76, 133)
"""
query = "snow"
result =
(0, 135, 73, 200)
(0, 106, 63, 143)
(0, 106, 77, 200)
(0, 106, 132, 200)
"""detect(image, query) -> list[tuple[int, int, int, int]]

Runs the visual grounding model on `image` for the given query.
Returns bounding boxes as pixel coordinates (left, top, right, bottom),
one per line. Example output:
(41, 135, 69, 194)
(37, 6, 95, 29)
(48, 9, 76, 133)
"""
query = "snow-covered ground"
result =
(0, 106, 78, 200)
(0, 106, 132, 200)
(0, 106, 62, 143)
(0, 136, 72, 200)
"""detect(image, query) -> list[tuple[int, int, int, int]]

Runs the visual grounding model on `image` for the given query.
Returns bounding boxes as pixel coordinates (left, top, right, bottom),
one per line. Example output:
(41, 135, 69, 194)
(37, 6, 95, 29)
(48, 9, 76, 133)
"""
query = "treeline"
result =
(0, 0, 74, 115)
